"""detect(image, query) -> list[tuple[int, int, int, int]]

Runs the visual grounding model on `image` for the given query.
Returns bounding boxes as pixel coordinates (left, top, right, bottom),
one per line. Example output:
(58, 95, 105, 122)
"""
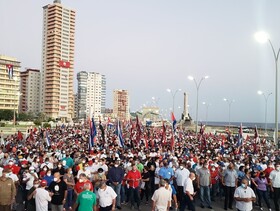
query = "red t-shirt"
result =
(210, 169, 219, 184)
(126, 170, 141, 188)
(74, 180, 93, 193)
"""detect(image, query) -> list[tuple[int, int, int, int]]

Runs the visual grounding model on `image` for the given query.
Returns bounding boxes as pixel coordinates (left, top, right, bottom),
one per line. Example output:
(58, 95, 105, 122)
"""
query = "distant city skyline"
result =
(1, 0, 280, 123)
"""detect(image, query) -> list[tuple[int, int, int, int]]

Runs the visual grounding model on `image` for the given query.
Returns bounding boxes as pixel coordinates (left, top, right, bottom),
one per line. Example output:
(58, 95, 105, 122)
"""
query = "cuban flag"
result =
(116, 120, 124, 148)
(89, 118, 97, 149)
(171, 112, 177, 132)
(46, 131, 51, 147)
(6, 64, 13, 79)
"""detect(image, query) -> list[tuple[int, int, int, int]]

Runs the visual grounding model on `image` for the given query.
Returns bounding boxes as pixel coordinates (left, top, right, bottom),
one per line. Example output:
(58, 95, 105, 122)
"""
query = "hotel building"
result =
(40, 0, 75, 120)
(0, 55, 21, 113)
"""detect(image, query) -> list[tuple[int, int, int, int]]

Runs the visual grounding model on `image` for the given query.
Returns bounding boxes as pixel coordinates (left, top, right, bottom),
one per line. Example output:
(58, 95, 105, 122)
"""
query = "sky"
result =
(1, 0, 280, 124)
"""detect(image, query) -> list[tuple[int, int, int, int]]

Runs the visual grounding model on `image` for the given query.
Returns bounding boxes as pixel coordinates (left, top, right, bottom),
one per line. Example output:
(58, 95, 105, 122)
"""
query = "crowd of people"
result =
(0, 121, 280, 211)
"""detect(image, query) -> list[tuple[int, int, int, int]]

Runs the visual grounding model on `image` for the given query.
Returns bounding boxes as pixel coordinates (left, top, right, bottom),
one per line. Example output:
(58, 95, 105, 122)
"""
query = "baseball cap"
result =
(40, 180, 47, 187)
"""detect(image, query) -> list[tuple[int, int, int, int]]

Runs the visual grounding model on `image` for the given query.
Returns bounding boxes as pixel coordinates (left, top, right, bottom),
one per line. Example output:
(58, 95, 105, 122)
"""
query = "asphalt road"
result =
(120, 197, 274, 211)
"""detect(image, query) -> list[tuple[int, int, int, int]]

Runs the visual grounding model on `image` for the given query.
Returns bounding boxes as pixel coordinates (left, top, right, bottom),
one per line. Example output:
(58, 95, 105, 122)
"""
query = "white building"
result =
(77, 71, 106, 119)
(20, 69, 40, 113)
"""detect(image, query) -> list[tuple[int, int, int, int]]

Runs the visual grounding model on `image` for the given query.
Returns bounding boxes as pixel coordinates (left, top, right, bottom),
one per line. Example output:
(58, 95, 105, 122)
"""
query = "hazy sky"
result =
(1, 0, 280, 124)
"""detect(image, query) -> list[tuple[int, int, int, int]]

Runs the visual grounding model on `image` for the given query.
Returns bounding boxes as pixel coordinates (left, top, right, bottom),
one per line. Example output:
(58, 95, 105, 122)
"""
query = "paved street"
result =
(120, 197, 275, 211)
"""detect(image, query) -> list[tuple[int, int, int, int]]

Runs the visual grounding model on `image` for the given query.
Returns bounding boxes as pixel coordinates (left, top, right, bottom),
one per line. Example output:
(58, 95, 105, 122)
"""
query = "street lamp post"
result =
(188, 76, 209, 138)
(13, 77, 19, 129)
(202, 102, 211, 126)
(166, 88, 181, 113)
(223, 98, 235, 129)
(255, 31, 280, 146)
(258, 91, 272, 134)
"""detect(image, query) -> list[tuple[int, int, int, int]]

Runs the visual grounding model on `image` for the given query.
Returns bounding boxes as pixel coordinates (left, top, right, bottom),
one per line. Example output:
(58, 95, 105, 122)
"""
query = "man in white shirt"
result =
(152, 179, 171, 211)
(97, 181, 117, 211)
(35, 180, 52, 211)
(180, 172, 196, 211)
(234, 179, 256, 211)
(269, 161, 280, 211)
(175, 162, 190, 206)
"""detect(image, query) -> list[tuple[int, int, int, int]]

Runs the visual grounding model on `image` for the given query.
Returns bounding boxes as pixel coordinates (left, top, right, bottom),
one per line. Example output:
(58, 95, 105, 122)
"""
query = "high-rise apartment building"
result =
(113, 89, 130, 120)
(19, 69, 40, 113)
(40, 0, 75, 120)
(77, 71, 106, 119)
(0, 55, 21, 112)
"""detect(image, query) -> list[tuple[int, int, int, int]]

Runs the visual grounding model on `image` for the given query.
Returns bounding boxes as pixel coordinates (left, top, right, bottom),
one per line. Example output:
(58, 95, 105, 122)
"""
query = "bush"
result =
(0, 122, 5, 127)
(43, 122, 51, 129)
(34, 119, 42, 126)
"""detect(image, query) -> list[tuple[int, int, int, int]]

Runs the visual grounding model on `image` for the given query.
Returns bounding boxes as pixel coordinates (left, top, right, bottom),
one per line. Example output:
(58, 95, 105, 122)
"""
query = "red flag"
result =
(59, 60, 70, 68)
(17, 131, 23, 141)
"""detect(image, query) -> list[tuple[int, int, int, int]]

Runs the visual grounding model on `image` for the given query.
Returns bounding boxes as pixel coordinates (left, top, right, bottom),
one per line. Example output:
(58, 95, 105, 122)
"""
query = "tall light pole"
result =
(166, 88, 181, 113)
(258, 91, 272, 134)
(202, 102, 211, 126)
(223, 98, 235, 129)
(188, 75, 209, 138)
(13, 76, 19, 128)
(255, 31, 280, 146)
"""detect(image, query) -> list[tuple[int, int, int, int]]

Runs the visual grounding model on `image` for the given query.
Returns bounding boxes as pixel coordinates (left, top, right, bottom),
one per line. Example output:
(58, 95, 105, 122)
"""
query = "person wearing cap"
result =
(73, 183, 97, 211)
(0, 168, 16, 211)
(107, 160, 125, 210)
(151, 179, 171, 211)
(269, 161, 280, 211)
(34, 179, 52, 211)
(97, 181, 117, 211)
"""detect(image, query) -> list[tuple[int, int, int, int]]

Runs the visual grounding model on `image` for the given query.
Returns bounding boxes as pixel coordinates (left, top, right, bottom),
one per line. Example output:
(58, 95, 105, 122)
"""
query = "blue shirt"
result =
(159, 167, 174, 184)
(107, 167, 125, 183)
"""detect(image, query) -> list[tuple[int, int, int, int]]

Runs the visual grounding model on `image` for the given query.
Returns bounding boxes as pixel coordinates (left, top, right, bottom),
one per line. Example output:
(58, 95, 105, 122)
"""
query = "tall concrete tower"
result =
(40, 0, 75, 120)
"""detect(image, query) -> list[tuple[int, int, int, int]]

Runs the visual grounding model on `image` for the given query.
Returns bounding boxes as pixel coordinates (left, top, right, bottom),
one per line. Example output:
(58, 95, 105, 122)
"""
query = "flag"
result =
(161, 121, 166, 143)
(99, 121, 105, 142)
(6, 64, 13, 79)
(254, 125, 260, 144)
(171, 112, 177, 132)
(237, 123, 243, 147)
(59, 60, 70, 68)
(89, 118, 97, 149)
(116, 120, 124, 147)
(17, 131, 23, 141)
(136, 115, 141, 144)
(46, 131, 51, 147)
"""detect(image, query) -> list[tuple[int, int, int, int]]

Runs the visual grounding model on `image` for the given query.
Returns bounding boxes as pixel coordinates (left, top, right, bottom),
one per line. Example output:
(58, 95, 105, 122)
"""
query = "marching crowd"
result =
(0, 122, 280, 211)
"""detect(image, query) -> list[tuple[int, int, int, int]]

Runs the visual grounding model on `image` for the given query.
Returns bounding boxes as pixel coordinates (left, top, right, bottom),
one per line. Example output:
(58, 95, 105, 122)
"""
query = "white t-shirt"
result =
(234, 186, 256, 211)
(77, 169, 91, 178)
(35, 188, 51, 211)
(269, 169, 280, 188)
(97, 186, 117, 207)
(8, 173, 19, 183)
(154, 167, 161, 185)
(25, 173, 38, 190)
(151, 187, 172, 211)
(184, 177, 194, 195)
(0, 167, 3, 177)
